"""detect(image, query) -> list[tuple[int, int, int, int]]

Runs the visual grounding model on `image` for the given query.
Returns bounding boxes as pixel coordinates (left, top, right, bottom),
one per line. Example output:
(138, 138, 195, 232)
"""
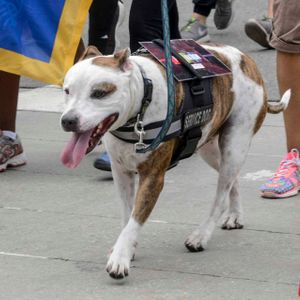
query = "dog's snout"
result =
(61, 115, 79, 132)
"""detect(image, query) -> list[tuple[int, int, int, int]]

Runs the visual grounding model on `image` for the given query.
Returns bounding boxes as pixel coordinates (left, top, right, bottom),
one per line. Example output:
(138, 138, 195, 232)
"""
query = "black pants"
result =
(88, 0, 118, 54)
(129, 0, 181, 52)
(193, 0, 217, 17)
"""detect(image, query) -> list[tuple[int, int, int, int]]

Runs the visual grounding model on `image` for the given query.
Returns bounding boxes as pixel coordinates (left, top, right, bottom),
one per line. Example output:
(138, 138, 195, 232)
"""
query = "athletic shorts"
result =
(270, 0, 300, 53)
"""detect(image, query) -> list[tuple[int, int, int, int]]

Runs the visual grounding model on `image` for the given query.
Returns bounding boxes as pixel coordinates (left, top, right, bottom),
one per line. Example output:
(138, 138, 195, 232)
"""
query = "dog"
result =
(60, 44, 289, 279)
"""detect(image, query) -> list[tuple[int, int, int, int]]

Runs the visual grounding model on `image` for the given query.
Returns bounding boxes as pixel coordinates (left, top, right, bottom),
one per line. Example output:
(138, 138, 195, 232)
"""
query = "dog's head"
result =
(60, 46, 134, 168)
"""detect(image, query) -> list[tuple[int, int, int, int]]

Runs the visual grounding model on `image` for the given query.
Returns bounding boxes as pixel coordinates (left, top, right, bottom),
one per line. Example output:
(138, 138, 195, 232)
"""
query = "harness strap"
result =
(111, 118, 181, 144)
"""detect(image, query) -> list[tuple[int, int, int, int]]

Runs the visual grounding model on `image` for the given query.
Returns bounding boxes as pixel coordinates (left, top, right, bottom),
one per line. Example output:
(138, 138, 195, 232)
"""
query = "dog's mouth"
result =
(60, 113, 119, 168)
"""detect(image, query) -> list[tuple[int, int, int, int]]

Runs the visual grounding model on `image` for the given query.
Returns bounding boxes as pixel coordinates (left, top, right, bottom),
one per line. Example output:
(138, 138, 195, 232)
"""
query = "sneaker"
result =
(94, 152, 111, 172)
(180, 18, 210, 42)
(214, 0, 235, 30)
(260, 149, 300, 198)
(245, 17, 273, 49)
(0, 131, 27, 172)
(106, 0, 125, 54)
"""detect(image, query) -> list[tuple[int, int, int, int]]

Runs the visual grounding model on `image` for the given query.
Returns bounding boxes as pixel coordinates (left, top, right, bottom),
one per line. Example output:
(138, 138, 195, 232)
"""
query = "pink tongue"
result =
(60, 129, 93, 168)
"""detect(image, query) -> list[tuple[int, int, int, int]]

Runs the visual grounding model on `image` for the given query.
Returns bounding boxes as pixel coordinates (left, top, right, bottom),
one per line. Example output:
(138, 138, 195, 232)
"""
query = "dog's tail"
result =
(267, 89, 291, 114)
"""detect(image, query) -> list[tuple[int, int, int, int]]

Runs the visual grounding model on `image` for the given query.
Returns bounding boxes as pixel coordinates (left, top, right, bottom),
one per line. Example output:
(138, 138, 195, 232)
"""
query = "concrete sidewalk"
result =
(2, 105, 297, 300)
(2, 0, 299, 299)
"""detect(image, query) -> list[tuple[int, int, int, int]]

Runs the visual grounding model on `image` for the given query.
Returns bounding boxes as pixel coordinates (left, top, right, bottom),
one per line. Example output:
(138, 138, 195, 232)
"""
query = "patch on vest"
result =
(183, 107, 212, 132)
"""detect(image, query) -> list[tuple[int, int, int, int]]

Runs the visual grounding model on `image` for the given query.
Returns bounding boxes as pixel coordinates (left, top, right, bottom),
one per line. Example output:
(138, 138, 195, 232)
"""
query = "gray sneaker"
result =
(245, 17, 273, 49)
(214, 0, 235, 30)
(180, 18, 210, 42)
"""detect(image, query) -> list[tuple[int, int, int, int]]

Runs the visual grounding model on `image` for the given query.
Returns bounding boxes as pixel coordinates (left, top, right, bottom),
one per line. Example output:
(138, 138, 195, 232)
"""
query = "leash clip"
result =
(134, 115, 146, 152)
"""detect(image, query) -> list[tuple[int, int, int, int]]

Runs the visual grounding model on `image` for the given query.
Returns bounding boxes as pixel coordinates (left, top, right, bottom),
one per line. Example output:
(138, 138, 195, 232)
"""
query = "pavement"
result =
(1, 0, 299, 299)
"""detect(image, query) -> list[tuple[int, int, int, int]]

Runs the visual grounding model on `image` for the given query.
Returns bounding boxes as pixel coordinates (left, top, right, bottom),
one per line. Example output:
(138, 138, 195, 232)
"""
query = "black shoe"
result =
(94, 152, 111, 171)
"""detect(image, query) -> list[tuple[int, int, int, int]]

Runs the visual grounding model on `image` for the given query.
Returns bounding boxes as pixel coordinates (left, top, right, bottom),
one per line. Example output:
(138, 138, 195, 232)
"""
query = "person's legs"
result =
(277, 52, 300, 150)
(0, 71, 19, 132)
(260, 0, 300, 198)
(260, 53, 300, 198)
(129, 0, 180, 52)
(267, 0, 274, 18)
(169, 0, 181, 40)
(88, 0, 120, 54)
(271, 0, 300, 151)
(0, 71, 27, 171)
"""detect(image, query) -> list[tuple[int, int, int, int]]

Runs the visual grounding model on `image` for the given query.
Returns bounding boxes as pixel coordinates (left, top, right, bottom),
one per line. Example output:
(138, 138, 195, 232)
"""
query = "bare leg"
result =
(192, 12, 207, 25)
(0, 71, 20, 132)
(277, 51, 300, 151)
(267, 0, 274, 18)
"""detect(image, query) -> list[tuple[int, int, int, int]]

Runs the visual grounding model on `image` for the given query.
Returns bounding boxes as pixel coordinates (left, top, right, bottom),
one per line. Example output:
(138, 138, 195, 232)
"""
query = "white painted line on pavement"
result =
(149, 219, 168, 224)
(0, 251, 48, 260)
(242, 170, 274, 181)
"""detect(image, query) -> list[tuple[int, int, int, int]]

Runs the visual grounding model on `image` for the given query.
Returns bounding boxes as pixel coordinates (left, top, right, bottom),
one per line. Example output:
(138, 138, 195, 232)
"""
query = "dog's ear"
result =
(79, 46, 102, 61)
(114, 48, 133, 71)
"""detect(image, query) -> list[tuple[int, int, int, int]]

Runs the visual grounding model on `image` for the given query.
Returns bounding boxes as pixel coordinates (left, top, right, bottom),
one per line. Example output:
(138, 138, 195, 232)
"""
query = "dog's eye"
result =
(64, 88, 70, 95)
(91, 89, 107, 99)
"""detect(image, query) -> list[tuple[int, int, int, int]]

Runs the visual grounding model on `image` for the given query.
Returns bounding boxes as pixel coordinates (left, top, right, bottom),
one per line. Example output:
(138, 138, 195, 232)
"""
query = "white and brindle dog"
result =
(60, 45, 289, 279)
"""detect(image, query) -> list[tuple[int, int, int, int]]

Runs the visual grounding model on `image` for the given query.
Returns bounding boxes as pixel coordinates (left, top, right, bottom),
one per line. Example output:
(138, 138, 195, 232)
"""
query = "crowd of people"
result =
(1, 0, 300, 200)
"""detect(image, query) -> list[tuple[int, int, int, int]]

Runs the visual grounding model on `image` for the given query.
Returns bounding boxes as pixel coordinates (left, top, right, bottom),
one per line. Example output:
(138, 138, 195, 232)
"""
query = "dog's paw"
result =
(184, 229, 208, 252)
(106, 240, 138, 279)
(106, 251, 130, 280)
(221, 214, 244, 230)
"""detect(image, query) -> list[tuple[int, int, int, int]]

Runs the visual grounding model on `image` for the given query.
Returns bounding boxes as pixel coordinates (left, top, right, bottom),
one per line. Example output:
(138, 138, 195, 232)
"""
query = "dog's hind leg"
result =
(185, 123, 251, 252)
(199, 138, 244, 231)
(221, 179, 244, 230)
(106, 141, 174, 279)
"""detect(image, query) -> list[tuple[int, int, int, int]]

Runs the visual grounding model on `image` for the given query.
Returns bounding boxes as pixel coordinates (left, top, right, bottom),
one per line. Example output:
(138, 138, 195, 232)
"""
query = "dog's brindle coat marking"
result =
(93, 82, 117, 94)
(135, 140, 176, 224)
(61, 44, 289, 280)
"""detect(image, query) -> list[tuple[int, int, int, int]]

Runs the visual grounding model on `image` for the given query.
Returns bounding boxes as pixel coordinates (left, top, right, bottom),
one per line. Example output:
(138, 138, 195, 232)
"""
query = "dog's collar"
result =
(111, 62, 156, 151)
(125, 63, 153, 126)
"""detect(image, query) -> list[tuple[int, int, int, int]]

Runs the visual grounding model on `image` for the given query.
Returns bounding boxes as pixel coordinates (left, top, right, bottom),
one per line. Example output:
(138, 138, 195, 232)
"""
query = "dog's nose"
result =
(61, 115, 79, 132)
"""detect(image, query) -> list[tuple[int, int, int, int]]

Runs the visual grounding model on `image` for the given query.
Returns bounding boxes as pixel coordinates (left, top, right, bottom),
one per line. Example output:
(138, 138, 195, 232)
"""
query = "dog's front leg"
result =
(111, 163, 135, 228)
(106, 142, 174, 279)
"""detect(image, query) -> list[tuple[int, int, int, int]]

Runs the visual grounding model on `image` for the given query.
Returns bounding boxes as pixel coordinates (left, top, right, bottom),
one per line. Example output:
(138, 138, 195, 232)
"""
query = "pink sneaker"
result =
(260, 149, 300, 198)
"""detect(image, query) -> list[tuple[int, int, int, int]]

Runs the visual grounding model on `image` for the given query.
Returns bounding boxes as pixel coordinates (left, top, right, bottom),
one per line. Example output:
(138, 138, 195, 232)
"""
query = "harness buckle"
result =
(134, 115, 146, 151)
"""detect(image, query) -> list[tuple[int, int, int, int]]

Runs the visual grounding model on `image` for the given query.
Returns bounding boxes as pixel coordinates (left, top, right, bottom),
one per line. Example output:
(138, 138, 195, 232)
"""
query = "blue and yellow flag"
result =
(0, 0, 92, 85)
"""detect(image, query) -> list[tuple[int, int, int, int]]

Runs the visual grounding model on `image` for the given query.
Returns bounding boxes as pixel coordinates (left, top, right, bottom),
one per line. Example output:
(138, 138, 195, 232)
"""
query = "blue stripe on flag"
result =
(0, 0, 66, 62)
